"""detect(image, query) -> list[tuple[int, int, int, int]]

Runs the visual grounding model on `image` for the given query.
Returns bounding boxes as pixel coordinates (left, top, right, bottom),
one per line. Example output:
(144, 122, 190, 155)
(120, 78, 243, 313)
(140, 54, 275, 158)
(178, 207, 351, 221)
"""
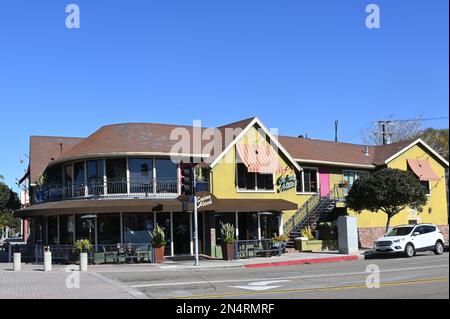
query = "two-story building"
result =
(16, 117, 449, 258)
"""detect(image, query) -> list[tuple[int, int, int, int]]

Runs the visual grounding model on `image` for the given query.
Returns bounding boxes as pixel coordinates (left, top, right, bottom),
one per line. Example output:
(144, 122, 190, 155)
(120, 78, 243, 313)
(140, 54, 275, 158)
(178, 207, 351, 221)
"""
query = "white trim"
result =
(235, 212, 239, 239)
(210, 117, 302, 172)
(119, 212, 123, 243)
(295, 158, 375, 169)
(189, 212, 193, 255)
(384, 138, 449, 167)
(49, 152, 210, 166)
(257, 213, 261, 240)
(170, 212, 174, 257)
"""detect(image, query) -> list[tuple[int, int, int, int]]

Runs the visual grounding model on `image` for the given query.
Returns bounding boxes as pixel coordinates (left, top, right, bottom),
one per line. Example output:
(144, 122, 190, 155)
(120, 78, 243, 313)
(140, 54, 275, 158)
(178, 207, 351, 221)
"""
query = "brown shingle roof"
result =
(56, 118, 256, 164)
(28, 118, 423, 176)
(278, 136, 415, 167)
(29, 136, 84, 183)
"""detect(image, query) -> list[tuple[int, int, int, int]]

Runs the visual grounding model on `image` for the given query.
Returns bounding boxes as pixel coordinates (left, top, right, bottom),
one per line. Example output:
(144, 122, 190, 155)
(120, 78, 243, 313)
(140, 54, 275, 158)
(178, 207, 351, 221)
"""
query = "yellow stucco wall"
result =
(210, 126, 309, 222)
(348, 144, 448, 228)
(210, 124, 448, 231)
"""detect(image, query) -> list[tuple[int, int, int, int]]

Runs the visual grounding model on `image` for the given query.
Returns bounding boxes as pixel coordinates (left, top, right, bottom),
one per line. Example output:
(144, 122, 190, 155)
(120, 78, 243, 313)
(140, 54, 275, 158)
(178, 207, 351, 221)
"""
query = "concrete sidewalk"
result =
(85, 250, 366, 272)
(0, 263, 148, 299)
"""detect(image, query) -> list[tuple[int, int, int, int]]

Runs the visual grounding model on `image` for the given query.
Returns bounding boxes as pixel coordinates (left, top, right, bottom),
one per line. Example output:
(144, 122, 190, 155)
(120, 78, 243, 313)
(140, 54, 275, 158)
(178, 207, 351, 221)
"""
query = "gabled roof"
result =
(382, 138, 449, 167)
(29, 136, 84, 183)
(209, 117, 302, 171)
(27, 118, 448, 178)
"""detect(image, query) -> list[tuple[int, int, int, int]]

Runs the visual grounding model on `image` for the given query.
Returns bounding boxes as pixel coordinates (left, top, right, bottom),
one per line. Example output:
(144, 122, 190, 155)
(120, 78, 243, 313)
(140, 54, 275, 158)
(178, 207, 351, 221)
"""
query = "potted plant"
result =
(73, 239, 92, 271)
(295, 226, 323, 252)
(150, 224, 167, 263)
(220, 223, 235, 260)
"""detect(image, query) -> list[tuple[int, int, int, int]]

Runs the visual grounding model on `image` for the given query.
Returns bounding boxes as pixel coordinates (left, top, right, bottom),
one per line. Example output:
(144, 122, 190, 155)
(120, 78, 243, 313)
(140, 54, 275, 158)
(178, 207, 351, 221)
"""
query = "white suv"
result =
(373, 224, 445, 257)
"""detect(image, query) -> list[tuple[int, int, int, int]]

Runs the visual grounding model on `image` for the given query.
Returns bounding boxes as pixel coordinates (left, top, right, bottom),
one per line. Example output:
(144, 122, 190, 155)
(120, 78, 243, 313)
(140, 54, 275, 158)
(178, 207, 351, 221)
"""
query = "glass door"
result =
(172, 212, 190, 255)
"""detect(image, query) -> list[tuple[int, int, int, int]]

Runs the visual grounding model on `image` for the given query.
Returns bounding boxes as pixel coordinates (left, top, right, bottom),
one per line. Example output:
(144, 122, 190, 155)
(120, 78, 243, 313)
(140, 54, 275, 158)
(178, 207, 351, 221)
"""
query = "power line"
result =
(372, 116, 448, 124)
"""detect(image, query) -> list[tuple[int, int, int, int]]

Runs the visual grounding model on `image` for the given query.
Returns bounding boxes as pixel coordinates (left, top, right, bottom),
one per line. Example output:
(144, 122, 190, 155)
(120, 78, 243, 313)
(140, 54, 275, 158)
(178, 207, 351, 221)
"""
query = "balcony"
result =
(33, 178, 211, 204)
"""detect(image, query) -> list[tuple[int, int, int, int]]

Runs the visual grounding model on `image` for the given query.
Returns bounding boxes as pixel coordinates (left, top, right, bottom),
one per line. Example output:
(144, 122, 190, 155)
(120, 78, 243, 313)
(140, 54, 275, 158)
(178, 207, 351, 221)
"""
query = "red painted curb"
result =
(244, 255, 359, 268)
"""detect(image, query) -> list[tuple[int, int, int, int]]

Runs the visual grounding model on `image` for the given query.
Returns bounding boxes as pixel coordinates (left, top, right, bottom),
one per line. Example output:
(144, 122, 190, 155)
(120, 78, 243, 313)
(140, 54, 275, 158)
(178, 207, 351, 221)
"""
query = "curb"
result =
(244, 255, 360, 268)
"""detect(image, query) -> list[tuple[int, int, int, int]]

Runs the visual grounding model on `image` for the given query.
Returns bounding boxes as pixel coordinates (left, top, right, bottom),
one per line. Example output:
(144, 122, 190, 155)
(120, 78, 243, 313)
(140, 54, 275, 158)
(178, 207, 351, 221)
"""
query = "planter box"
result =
(295, 238, 323, 252)
(221, 243, 235, 261)
(153, 246, 165, 263)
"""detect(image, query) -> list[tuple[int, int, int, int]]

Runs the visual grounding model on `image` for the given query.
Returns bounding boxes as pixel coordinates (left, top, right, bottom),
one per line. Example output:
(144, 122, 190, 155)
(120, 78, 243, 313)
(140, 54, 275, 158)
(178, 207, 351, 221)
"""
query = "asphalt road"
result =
(100, 252, 449, 299)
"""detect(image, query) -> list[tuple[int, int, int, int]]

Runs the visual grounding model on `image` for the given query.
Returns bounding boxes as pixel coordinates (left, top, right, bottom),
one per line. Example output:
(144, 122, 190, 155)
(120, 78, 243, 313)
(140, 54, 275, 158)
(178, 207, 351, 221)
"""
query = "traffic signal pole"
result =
(193, 168, 199, 266)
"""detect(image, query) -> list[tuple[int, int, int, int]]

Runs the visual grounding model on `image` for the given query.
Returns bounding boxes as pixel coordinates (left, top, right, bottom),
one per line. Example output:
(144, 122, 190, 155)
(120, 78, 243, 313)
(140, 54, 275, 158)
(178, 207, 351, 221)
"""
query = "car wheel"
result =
(404, 243, 415, 258)
(434, 241, 444, 255)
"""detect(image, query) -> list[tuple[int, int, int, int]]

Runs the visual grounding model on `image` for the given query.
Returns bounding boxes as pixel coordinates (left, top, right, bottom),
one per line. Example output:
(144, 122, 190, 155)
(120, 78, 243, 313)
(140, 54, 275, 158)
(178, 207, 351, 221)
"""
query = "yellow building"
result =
(17, 117, 448, 259)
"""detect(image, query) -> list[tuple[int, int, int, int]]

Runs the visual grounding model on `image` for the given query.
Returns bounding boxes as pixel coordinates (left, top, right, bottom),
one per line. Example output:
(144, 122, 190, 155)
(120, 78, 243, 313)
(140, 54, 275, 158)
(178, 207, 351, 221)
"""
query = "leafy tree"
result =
(346, 168, 427, 232)
(419, 128, 449, 161)
(361, 116, 448, 161)
(0, 182, 21, 233)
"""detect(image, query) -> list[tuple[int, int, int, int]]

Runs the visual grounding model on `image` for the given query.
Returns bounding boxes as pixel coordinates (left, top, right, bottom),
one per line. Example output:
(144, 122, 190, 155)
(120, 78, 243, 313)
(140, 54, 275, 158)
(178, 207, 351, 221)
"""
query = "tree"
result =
(346, 168, 427, 232)
(362, 117, 449, 161)
(0, 182, 21, 235)
(361, 116, 422, 145)
(419, 128, 449, 161)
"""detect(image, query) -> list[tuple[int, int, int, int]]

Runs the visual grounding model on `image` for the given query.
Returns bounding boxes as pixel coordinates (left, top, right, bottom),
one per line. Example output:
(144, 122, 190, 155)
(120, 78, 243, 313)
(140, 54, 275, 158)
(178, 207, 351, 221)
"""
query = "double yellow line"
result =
(173, 277, 449, 299)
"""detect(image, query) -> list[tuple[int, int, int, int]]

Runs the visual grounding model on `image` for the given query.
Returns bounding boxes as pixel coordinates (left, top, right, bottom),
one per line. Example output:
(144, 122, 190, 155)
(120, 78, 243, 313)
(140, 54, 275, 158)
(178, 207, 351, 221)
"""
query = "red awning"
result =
(407, 159, 441, 181)
(236, 143, 284, 174)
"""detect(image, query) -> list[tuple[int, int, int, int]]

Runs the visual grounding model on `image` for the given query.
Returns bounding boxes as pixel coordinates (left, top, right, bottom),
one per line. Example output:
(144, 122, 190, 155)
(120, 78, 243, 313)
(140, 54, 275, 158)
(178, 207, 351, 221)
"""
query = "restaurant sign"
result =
(277, 175, 296, 193)
(197, 193, 213, 209)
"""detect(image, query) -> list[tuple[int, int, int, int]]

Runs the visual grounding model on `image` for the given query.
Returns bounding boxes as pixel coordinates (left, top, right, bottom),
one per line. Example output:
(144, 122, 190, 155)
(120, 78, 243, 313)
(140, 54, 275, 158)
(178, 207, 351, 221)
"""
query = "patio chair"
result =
(102, 245, 117, 264)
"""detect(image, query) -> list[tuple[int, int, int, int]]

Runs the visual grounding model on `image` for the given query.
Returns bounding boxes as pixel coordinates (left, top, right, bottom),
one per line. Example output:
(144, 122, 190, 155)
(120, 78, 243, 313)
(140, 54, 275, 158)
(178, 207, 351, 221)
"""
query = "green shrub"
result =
(150, 224, 167, 248)
(300, 226, 315, 240)
(73, 239, 92, 253)
(220, 222, 235, 244)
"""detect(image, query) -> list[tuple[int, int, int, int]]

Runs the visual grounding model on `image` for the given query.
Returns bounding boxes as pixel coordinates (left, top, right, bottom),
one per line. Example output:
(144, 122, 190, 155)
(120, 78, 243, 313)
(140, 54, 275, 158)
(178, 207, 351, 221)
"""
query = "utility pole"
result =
(375, 120, 392, 145)
(334, 120, 338, 142)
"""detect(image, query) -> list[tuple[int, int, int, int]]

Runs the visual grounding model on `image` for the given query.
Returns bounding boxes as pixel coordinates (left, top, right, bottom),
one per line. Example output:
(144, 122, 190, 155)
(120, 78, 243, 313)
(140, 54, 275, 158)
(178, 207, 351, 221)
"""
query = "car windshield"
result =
(385, 227, 414, 236)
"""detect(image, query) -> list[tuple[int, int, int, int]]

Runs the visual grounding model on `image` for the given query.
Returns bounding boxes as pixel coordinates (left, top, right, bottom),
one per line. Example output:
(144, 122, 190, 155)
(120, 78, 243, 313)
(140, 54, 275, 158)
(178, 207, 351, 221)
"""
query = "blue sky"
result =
(0, 0, 448, 190)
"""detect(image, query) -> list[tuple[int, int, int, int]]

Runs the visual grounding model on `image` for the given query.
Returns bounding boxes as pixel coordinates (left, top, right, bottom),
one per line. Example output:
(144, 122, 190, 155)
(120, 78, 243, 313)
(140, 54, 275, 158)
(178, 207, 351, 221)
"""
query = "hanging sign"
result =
(277, 175, 296, 193)
(197, 193, 213, 209)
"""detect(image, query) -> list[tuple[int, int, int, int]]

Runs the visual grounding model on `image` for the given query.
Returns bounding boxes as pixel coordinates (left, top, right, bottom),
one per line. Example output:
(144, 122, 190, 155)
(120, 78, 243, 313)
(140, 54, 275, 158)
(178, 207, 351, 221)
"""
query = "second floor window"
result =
(237, 163, 274, 191)
(296, 168, 318, 193)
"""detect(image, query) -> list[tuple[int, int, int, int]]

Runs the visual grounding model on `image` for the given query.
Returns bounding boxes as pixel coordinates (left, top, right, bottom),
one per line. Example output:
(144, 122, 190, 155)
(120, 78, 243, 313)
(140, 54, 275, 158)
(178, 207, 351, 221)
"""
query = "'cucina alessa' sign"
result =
(277, 175, 296, 193)
(197, 193, 213, 209)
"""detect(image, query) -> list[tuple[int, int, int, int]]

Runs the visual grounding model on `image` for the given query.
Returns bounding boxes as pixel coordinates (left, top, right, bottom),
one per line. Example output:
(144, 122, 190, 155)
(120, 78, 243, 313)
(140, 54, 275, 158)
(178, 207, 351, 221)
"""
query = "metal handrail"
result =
(33, 178, 210, 204)
(284, 184, 346, 236)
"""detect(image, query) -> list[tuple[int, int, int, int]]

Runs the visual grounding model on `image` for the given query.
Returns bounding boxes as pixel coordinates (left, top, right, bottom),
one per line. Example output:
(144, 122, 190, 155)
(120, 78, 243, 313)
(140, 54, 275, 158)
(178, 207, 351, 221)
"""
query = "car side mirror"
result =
(413, 232, 420, 236)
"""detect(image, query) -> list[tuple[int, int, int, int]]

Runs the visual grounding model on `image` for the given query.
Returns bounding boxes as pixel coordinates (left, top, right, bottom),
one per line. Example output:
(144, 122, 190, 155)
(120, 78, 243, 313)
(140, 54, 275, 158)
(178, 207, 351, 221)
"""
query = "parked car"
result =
(373, 224, 445, 257)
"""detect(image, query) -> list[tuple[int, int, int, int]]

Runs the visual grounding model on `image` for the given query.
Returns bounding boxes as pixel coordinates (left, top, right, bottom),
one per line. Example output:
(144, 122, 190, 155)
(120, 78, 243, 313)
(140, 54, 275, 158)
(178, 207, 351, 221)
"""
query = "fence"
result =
(7, 243, 154, 264)
(234, 239, 284, 260)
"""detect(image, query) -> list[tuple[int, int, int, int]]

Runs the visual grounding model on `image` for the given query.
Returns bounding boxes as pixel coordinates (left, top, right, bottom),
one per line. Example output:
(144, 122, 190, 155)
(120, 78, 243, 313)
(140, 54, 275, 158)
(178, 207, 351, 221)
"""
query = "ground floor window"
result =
(75, 215, 96, 244)
(97, 213, 120, 244)
(123, 213, 154, 244)
(156, 212, 172, 256)
(259, 212, 280, 239)
(46, 216, 58, 245)
(238, 212, 258, 240)
(59, 215, 74, 245)
(215, 213, 236, 245)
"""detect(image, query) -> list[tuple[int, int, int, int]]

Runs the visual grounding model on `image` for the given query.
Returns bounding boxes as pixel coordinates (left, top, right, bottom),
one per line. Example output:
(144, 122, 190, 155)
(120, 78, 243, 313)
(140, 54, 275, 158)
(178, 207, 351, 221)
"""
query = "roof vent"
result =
(364, 146, 369, 156)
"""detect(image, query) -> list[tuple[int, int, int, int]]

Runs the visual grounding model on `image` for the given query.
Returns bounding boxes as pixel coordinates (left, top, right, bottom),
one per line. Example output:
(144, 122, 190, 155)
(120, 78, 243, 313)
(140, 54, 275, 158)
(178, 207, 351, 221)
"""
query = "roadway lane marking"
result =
(230, 280, 290, 291)
(130, 264, 448, 288)
(173, 277, 449, 299)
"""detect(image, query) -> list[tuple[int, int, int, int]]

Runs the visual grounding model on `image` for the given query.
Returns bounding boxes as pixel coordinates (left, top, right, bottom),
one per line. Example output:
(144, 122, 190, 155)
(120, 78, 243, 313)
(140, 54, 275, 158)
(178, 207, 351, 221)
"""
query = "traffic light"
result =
(180, 163, 193, 195)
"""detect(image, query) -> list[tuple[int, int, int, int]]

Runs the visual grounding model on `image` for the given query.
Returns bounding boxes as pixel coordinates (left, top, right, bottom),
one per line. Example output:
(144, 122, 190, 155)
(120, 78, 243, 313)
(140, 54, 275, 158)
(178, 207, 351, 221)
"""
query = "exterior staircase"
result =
(284, 186, 342, 248)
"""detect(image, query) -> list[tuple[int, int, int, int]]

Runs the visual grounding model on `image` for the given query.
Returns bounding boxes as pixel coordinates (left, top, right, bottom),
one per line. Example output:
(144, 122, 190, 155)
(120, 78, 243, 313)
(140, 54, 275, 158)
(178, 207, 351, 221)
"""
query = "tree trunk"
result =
(385, 214, 392, 233)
